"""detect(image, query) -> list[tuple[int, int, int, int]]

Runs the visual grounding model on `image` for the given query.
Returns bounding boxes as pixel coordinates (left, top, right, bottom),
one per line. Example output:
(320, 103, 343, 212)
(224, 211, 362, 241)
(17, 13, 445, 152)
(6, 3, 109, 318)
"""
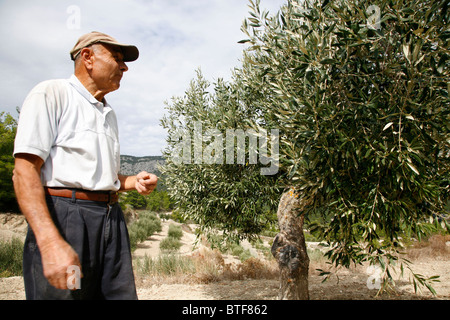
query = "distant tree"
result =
(120, 189, 174, 212)
(145, 189, 174, 212)
(159, 190, 173, 211)
(0, 111, 18, 212)
(120, 190, 147, 210)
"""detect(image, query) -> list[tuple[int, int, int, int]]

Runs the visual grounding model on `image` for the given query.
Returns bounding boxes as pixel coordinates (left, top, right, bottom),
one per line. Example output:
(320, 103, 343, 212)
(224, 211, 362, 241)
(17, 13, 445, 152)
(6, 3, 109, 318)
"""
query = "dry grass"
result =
(222, 257, 279, 281)
(135, 246, 279, 285)
(405, 234, 450, 261)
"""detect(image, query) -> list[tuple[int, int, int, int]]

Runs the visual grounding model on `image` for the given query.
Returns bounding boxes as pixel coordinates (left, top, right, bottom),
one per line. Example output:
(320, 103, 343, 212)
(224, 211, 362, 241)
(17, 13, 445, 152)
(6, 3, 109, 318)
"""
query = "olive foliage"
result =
(239, 0, 448, 291)
(161, 71, 280, 243)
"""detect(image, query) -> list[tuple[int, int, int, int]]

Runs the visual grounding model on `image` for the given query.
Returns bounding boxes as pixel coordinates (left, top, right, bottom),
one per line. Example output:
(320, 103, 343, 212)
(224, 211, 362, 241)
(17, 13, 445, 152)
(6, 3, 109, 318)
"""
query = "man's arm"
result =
(13, 153, 81, 290)
(118, 171, 158, 195)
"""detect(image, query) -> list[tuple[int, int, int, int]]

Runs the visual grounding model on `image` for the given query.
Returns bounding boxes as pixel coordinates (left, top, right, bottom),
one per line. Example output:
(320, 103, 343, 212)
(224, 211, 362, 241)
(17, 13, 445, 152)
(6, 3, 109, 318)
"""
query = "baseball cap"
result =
(70, 31, 139, 62)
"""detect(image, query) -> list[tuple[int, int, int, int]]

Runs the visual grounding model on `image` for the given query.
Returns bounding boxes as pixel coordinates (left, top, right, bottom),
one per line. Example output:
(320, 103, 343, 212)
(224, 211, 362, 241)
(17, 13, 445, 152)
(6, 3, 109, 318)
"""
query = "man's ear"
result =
(80, 47, 95, 70)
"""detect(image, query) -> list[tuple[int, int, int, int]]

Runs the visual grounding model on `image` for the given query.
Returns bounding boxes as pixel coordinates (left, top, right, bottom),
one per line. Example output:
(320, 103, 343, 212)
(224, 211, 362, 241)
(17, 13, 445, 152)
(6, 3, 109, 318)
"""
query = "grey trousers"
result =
(23, 194, 138, 300)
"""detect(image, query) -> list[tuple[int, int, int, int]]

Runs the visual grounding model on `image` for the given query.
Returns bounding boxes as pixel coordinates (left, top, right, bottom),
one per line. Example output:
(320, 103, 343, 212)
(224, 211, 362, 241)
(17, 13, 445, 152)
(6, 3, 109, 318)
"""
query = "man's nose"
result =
(120, 61, 128, 72)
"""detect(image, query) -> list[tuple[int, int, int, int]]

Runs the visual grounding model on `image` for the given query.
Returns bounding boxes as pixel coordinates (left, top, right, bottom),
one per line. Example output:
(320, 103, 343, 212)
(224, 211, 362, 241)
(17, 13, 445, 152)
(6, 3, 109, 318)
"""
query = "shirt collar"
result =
(68, 74, 112, 111)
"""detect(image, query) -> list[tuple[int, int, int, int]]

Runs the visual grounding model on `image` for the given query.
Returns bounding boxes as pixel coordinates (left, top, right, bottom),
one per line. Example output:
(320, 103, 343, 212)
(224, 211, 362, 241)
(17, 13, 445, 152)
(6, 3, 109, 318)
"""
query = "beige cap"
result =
(70, 31, 139, 62)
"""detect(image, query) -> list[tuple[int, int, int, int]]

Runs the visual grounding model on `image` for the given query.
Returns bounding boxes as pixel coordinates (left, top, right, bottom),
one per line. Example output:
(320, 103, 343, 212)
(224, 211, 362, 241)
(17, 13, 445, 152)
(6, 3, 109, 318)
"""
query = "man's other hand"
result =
(135, 171, 157, 195)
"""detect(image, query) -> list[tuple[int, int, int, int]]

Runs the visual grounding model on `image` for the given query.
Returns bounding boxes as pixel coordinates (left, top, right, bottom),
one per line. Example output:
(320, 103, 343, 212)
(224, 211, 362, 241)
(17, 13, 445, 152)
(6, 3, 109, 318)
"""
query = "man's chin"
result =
(111, 82, 121, 91)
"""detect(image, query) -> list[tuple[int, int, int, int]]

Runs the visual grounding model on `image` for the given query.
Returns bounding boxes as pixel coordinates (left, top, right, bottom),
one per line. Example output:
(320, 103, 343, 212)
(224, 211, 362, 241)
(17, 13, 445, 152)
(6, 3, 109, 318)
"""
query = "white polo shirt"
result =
(14, 75, 121, 191)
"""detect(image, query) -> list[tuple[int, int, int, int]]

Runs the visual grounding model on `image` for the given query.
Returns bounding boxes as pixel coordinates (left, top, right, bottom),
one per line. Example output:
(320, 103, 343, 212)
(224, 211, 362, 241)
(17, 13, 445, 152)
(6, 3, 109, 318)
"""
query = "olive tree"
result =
(239, 0, 448, 298)
(161, 0, 448, 299)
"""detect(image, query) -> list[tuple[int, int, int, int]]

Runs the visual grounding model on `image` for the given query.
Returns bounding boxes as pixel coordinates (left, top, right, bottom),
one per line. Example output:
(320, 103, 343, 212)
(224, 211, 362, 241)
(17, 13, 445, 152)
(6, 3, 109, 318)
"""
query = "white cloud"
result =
(0, 0, 285, 156)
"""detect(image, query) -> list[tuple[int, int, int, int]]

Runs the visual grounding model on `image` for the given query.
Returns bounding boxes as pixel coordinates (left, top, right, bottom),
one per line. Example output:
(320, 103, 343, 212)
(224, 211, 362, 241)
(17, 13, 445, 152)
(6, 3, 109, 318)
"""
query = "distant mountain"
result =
(119, 155, 165, 176)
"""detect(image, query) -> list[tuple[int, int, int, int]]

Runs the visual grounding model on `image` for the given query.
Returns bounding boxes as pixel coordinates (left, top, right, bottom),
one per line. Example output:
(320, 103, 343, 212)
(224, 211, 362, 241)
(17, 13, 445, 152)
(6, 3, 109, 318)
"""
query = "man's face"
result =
(89, 44, 128, 95)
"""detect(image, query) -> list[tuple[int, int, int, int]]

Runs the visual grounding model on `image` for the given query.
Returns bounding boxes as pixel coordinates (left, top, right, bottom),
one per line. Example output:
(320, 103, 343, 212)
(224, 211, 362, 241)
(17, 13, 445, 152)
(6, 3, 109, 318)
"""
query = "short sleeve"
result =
(13, 82, 61, 161)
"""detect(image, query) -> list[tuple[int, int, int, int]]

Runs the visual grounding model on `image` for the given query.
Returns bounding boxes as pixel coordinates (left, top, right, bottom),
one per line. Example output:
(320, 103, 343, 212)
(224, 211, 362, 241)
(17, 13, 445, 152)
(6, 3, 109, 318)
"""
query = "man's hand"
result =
(135, 171, 158, 195)
(40, 238, 82, 290)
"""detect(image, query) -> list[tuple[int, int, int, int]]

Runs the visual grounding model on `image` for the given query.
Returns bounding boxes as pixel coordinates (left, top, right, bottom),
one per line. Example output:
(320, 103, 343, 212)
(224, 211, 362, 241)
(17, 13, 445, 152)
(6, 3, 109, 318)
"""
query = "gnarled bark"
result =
(271, 188, 309, 300)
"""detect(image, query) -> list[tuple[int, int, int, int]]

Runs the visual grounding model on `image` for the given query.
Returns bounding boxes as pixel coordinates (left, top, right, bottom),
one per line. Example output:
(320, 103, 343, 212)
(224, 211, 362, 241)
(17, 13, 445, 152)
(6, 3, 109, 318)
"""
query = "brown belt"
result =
(44, 187, 119, 204)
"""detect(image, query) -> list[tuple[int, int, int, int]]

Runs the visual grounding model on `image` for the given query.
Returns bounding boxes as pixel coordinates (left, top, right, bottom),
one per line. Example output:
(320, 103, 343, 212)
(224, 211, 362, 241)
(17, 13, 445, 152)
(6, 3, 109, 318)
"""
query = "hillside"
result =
(120, 155, 165, 176)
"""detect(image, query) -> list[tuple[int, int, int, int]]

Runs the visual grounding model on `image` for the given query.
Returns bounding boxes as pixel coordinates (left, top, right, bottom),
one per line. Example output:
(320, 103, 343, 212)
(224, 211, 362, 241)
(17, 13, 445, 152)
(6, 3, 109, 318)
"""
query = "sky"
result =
(0, 0, 286, 156)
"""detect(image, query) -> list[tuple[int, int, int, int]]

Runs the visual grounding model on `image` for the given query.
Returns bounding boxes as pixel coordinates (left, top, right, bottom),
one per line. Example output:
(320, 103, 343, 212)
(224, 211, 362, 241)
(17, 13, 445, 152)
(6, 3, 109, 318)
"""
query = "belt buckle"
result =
(107, 191, 118, 205)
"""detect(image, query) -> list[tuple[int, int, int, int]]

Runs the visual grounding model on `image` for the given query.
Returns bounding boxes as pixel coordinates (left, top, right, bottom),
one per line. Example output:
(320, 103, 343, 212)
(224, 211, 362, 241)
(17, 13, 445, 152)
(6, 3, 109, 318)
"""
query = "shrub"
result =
(160, 237, 182, 252)
(136, 254, 196, 276)
(128, 212, 162, 251)
(0, 237, 23, 277)
(227, 242, 253, 261)
(167, 224, 183, 240)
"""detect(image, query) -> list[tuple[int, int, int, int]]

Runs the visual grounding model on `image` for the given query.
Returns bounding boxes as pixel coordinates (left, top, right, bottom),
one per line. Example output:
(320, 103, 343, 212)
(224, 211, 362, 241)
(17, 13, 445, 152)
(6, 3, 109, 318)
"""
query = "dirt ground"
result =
(1, 212, 449, 300)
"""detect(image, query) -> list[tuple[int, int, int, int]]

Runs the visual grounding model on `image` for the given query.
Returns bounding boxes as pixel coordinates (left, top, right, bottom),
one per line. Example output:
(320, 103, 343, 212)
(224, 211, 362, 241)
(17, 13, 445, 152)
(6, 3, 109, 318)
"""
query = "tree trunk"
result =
(271, 188, 310, 300)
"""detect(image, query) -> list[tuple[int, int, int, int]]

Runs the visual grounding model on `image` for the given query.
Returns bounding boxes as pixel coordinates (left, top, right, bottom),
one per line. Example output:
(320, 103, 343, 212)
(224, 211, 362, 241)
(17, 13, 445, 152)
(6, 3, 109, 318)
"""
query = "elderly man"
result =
(13, 31, 157, 300)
